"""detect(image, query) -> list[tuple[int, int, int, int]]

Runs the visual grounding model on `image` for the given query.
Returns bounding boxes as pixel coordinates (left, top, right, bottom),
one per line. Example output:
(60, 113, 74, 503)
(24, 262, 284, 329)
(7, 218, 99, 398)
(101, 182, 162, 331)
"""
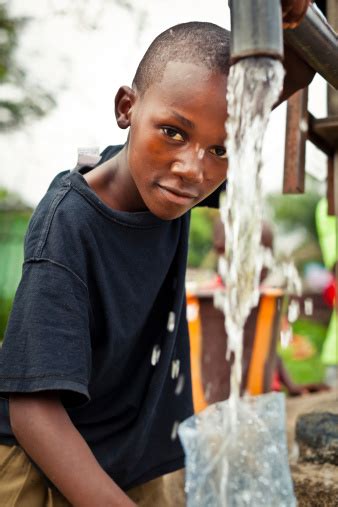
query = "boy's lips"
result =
(157, 184, 198, 205)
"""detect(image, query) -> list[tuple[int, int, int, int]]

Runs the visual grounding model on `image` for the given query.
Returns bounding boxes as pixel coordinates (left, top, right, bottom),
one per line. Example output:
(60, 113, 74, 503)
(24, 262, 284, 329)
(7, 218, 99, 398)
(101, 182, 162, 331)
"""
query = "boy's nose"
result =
(171, 154, 204, 184)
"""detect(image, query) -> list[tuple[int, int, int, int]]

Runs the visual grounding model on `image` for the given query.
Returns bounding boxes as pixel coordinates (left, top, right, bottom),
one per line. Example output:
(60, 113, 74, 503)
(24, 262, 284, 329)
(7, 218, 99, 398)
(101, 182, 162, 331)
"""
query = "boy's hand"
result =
(282, 0, 310, 29)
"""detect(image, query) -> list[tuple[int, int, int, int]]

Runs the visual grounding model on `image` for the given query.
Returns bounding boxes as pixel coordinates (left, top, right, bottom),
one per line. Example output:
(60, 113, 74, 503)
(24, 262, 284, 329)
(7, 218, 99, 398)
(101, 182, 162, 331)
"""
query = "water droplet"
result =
(205, 382, 212, 401)
(171, 359, 180, 379)
(171, 420, 180, 440)
(218, 257, 226, 278)
(241, 491, 251, 503)
(288, 299, 300, 323)
(151, 345, 161, 366)
(290, 442, 299, 463)
(280, 327, 293, 348)
(304, 297, 313, 316)
(299, 119, 308, 132)
(175, 374, 185, 395)
(167, 311, 175, 332)
(186, 302, 198, 322)
(197, 148, 205, 160)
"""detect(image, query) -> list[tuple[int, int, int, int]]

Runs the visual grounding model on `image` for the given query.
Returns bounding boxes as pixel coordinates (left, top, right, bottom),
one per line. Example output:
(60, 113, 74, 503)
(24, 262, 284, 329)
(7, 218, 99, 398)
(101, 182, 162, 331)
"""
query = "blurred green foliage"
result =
(278, 319, 327, 384)
(0, 189, 32, 340)
(267, 191, 320, 240)
(292, 319, 328, 353)
(0, 3, 55, 131)
(267, 189, 324, 273)
(0, 3, 17, 78)
(281, 354, 325, 384)
(188, 208, 219, 268)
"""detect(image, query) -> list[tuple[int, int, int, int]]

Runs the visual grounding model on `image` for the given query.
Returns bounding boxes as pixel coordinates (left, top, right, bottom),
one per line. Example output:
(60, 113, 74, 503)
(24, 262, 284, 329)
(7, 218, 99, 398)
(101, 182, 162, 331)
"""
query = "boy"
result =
(0, 22, 313, 507)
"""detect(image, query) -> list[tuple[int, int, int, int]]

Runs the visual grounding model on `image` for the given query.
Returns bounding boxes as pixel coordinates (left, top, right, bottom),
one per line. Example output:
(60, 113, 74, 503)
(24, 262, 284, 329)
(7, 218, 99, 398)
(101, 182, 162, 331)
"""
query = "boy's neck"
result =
(83, 145, 147, 213)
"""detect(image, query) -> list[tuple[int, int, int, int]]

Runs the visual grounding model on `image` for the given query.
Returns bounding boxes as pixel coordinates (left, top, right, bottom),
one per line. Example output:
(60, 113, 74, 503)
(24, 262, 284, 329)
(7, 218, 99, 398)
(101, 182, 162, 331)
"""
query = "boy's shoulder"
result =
(23, 143, 172, 267)
(26, 145, 122, 252)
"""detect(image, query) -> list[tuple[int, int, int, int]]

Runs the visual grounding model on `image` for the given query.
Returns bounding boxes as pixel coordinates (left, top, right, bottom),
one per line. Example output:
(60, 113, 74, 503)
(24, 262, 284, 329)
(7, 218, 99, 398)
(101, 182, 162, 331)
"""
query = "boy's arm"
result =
(9, 392, 136, 507)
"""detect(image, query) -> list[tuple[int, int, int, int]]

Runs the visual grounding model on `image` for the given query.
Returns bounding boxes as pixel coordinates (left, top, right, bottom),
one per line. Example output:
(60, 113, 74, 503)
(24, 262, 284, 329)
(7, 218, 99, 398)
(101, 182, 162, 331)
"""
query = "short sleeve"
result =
(0, 259, 92, 406)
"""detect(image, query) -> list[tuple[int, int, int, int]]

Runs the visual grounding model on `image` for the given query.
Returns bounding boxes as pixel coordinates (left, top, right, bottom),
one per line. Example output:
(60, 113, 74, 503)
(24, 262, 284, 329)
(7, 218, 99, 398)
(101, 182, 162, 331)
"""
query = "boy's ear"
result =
(115, 86, 137, 129)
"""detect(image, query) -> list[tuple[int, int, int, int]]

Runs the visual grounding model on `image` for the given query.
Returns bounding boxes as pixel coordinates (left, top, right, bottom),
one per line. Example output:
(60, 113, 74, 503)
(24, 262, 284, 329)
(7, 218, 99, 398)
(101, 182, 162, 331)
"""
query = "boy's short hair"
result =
(133, 21, 230, 94)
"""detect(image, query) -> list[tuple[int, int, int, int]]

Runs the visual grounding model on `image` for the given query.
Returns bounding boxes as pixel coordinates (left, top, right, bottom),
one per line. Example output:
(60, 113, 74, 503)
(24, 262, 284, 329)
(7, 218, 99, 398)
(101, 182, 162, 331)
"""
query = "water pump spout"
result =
(228, 0, 338, 89)
(228, 0, 284, 63)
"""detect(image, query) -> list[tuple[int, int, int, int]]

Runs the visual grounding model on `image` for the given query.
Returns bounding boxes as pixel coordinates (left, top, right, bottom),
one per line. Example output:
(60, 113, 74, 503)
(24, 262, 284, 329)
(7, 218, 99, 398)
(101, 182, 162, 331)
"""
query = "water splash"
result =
(179, 57, 297, 506)
(304, 297, 313, 316)
(151, 344, 161, 366)
(288, 299, 300, 323)
(167, 311, 176, 332)
(175, 374, 185, 395)
(171, 420, 180, 441)
(179, 393, 295, 506)
(280, 326, 293, 349)
(171, 359, 180, 379)
(221, 57, 285, 400)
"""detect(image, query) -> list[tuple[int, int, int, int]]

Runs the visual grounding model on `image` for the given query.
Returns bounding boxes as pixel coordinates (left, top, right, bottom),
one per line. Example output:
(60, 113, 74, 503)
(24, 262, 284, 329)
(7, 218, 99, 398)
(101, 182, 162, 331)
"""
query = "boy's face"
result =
(117, 61, 228, 220)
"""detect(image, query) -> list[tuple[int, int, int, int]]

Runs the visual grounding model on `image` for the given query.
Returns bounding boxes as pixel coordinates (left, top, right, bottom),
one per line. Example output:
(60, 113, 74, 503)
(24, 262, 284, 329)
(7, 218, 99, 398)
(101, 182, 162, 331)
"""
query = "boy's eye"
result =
(162, 127, 185, 142)
(209, 146, 227, 159)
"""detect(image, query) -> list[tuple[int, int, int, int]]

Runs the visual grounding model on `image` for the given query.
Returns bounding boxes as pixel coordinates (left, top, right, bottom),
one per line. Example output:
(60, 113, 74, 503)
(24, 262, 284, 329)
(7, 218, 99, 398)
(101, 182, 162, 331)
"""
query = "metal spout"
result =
(228, 0, 284, 63)
(228, 1, 338, 90)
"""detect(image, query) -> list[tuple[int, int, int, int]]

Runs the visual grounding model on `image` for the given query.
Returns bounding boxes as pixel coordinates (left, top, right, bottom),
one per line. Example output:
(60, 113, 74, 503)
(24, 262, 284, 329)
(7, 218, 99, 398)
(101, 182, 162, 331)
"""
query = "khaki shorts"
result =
(0, 445, 185, 506)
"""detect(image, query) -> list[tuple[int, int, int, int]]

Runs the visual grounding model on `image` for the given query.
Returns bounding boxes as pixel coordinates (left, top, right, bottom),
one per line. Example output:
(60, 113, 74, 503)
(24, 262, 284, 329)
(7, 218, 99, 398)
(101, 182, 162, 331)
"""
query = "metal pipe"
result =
(228, 0, 284, 63)
(228, 1, 338, 89)
(284, 2, 338, 90)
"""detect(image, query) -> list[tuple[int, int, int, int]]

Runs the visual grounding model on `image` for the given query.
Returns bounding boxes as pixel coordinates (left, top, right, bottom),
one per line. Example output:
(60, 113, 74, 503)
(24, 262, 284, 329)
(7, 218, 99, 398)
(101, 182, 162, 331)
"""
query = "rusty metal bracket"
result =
(283, 88, 308, 193)
(308, 114, 334, 156)
(327, 153, 338, 215)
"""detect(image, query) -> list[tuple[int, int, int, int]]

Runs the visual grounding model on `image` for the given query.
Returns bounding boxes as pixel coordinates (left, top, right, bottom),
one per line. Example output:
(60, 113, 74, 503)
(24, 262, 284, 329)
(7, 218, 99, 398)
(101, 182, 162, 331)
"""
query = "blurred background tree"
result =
(266, 184, 323, 274)
(0, 1, 55, 131)
(0, 0, 142, 132)
(0, 187, 32, 340)
(188, 208, 219, 269)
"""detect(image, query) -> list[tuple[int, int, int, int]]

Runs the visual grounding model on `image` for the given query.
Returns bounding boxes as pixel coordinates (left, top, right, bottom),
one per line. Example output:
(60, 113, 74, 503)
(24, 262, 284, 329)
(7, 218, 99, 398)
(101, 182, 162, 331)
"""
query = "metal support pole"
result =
(283, 88, 308, 193)
(327, 153, 338, 216)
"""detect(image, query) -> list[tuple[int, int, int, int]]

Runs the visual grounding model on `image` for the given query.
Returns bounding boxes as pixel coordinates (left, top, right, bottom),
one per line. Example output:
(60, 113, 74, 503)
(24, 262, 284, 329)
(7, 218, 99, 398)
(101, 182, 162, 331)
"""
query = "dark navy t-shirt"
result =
(0, 145, 223, 490)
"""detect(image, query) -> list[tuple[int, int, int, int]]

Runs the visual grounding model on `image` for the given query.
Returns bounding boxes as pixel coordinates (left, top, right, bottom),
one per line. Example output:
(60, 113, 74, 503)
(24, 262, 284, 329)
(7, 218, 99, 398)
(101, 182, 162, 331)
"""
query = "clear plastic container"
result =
(178, 392, 296, 507)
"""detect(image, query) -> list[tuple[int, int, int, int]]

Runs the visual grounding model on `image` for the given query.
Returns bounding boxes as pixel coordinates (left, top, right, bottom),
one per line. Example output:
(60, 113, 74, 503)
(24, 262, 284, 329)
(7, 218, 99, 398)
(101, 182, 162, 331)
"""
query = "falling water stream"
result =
(222, 57, 285, 402)
(179, 58, 298, 506)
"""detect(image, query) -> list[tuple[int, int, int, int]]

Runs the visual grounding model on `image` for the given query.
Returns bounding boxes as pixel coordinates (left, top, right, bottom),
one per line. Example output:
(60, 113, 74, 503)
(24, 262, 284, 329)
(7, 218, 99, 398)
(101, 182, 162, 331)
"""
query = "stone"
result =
(296, 412, 338, 465)
(286, 391, 338, 506)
